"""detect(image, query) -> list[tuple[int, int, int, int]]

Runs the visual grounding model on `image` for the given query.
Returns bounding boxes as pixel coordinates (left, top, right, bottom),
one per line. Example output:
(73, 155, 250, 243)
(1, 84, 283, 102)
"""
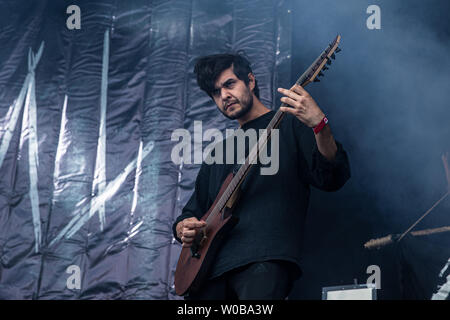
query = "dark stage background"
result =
(0, 0, 449, 299)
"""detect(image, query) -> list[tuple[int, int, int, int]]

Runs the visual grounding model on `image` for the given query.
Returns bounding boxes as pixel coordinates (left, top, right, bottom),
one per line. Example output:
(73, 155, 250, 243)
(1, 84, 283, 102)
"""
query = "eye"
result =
(224, 80, 235, 88)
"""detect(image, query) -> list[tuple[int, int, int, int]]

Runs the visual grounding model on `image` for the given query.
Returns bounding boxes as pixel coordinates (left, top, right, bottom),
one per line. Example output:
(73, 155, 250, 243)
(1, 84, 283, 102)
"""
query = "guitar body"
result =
(174, 172, 239, 296)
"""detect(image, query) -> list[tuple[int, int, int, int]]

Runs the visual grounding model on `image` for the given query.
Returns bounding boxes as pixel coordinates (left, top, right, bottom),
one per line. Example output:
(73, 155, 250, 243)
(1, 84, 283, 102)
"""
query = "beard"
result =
(219, 88, 253, 120)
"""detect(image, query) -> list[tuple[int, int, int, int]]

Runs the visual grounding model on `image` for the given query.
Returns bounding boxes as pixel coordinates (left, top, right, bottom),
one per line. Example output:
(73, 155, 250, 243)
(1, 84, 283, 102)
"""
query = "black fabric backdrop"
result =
(0, 0, 292, 299)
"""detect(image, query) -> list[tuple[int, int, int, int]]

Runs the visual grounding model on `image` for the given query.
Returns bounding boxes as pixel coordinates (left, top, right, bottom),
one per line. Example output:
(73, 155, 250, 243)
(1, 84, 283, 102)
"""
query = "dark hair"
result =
(194, 53, 260, 99)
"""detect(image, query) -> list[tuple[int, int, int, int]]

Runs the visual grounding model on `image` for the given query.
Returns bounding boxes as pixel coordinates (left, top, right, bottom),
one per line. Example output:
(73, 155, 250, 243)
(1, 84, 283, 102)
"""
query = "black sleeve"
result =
(172, 162, 212, 243)
(292, 115, 351, 191)
(308, 140, 351, 191)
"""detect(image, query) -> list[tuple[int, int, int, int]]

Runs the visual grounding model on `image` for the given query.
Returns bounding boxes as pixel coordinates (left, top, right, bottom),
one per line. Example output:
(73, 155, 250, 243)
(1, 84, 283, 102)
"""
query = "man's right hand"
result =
(176, 217, 207, 248)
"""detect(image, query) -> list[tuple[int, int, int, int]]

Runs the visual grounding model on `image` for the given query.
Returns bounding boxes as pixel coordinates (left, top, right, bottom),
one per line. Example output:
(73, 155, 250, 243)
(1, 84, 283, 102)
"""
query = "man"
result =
(172, 54, 351, 300)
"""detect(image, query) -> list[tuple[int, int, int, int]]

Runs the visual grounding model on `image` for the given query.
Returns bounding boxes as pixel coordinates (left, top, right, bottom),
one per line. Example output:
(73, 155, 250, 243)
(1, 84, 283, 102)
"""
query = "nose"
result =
(220, 87, 232, 101)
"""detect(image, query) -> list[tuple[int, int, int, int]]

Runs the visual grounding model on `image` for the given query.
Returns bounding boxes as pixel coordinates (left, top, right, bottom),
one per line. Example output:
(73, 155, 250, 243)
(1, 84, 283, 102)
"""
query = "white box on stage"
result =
(322, 283, 377, 300)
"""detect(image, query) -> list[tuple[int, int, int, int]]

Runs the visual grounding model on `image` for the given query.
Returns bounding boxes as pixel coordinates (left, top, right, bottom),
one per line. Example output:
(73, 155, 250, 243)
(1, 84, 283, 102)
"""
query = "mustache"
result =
(224, 100, 239, 109)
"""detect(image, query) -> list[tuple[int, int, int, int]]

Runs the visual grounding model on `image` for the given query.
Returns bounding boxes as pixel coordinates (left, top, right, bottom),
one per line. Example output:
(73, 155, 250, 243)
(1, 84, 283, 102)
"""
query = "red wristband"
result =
(313, 116, 328, 134)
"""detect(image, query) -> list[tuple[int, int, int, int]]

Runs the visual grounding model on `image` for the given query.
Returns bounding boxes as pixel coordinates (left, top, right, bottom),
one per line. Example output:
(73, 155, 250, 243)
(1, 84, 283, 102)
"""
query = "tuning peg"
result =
(326, 58, 332, 65)
(318, 71, 324, 77)
(331, 53, 336, 60)
(314, 78, 320, 82)
(335, 47, 341, 53)
(323, 66, 329, 71)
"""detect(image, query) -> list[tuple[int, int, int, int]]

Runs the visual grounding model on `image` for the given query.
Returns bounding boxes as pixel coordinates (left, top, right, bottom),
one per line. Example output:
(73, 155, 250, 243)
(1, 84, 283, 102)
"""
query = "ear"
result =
(247, 73, 256, 92)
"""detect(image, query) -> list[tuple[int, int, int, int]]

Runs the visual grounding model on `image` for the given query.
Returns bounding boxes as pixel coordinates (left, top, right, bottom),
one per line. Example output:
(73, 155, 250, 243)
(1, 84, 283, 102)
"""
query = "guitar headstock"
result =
(298, 35, 342, 87)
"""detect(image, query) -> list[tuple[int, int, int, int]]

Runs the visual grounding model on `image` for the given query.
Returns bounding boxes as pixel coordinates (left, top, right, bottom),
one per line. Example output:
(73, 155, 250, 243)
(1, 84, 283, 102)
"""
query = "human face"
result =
(211, 67, 253, 120)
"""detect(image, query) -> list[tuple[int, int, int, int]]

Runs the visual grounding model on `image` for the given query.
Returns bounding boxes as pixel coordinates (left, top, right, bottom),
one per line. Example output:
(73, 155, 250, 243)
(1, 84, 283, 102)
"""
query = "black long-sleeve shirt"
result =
(172, 111, 351, 280)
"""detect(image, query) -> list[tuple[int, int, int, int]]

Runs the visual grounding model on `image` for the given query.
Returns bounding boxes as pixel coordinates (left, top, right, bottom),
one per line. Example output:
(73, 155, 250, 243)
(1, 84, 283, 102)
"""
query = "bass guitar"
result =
(174, 35, 342, 296)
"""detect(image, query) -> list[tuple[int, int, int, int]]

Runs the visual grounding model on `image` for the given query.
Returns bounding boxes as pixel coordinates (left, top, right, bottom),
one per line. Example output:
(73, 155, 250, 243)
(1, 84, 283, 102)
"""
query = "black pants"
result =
(185, 260, 296, 300)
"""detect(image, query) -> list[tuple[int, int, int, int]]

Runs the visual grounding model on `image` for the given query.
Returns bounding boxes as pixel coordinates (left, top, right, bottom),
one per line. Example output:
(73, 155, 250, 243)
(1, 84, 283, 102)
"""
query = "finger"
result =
(187, 218, 206, 225)
(292, 84, 309, 96)
(182, 227, 195, 235)
(182, 235, 194, 242)
(281, 96, 304, 110)
(277, 87, 302, 101)
(183, 220, 206, 229)
(280, 106, 299, 116)
(182, 242, 192, 248)
(181, 236, 194, 244)
(182, 229, 196, 237)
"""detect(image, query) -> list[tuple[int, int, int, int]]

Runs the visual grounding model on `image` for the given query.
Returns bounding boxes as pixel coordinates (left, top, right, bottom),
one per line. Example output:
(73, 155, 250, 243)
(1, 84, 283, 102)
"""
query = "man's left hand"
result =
(278, 85, 325, 128)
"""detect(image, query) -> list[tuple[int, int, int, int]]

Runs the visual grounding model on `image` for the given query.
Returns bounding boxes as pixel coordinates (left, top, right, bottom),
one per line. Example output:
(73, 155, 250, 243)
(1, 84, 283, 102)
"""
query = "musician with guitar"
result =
(173, 40, 351, 299)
